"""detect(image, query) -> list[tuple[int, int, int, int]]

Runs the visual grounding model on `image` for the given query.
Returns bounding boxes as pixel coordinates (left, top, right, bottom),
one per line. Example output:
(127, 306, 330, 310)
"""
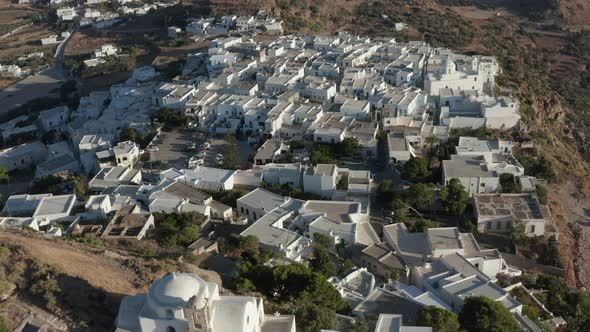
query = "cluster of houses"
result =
(0, 21, 558, 331)
(83, 43, 119, 68)
(52, 0, 178, 29)
(175, 11, 283, 39)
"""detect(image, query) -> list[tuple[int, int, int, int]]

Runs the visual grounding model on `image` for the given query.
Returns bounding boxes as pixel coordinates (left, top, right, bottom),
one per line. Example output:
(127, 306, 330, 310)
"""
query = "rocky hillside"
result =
(0, 229, 221, 331)
(555, 0, 590, 30)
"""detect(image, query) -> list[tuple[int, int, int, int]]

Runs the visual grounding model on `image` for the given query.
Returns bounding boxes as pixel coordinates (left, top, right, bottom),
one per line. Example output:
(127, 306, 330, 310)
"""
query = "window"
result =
(167, 327, 176, 332)
(241, 207, 244, 213)
(530, 225, 536, 234)
(486, 222, 492, 229)
(496, 221, 502, 230)
(166, 309, 174, 318)
(253, 212, 257, 220)
(480, 183, 486, 187)
(246, 209, 249, 215)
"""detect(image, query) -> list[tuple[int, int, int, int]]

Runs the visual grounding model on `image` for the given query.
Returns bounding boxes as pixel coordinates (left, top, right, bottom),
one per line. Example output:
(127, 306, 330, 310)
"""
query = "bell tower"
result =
(184, 293, 211, 332)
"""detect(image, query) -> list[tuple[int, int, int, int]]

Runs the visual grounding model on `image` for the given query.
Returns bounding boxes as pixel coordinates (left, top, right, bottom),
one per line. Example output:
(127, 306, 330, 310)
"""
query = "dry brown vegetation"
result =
(0, 229, 221, 330)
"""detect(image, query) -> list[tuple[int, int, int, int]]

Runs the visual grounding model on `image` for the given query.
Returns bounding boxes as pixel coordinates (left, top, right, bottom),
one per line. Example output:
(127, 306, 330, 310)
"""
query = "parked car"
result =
(146, 145, 159, 152)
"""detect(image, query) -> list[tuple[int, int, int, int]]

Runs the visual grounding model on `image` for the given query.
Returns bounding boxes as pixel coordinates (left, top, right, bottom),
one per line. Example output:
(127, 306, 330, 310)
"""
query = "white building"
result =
(474, 193, 545, 237)
(0, 64, 23, 78)
(442, 137, 524, 196)
(302, 164, 337, 198)
(412, 254, 522, 314)
(41, 35, 59, 45)
(382, 223, 521, 279)
(0, 141, 48, 171)
(113, 141, 140, 169)
(168, 26, 182, 38)
(37, 106, 69, 133)
(56, 7, 78, 21)
(94, 44, 118, 58)
(115, 272, 296, 332)
(1, 193, 75, 224)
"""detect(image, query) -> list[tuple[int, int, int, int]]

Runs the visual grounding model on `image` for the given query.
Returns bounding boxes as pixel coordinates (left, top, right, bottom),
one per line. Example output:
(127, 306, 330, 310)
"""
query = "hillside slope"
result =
(0, 230, 221, 331)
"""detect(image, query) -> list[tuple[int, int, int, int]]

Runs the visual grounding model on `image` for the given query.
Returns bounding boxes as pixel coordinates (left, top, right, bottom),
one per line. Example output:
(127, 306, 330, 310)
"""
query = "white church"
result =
(425, 55, 498, 96)
(115, 273, 296, 332)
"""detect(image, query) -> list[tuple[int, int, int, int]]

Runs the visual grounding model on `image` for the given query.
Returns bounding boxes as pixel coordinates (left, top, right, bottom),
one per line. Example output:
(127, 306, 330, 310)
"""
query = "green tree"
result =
(539, 235, 561, 267)
(31, 175, 64, 194)
(240, 235, 260, 252)
(402, 157, 431, 180)
(535, 185, 548, 205)
(0, 166, 8, 183)
(511, 220, 527, 245)
(310, 143, 336, 164)
(295, 302, 336, 332)
(338, 137, 360, 157)
(407, 218, 440, 233)
(439, 178, 469, 216)
(500, 173, 521, 193)
(390, 198, 407, 222)
(234, 277, 256, 293)
(177, 226, 200, 246)
(222, 133, 240, 169)
(151, 212, 205, 247)
(404, 183, 436, 210)
(153, 109, 188, 128)
(0, 316, 10, 332)
(337, 176, 349, 190)
(425, 135, 440, 156)
(378, 180, 395, 205)
(417, 306, 462, 332)
(459, 297, 520, 332)
(271, 264, 348, 311)
(313, 233, 334, 249)
(338, 259, 355, 277)
(310, 246, 336, 278)
(120, 127, 138, 142)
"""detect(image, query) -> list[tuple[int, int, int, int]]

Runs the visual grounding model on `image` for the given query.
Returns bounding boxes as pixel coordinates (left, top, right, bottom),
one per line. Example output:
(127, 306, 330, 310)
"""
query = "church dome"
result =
(149, 273, 206, 307)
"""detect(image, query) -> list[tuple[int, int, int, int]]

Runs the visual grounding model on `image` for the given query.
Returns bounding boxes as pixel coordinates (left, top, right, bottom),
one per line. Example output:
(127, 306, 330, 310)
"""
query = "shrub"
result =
(150, 212, 205, 247)
(459, 297, 520, 332)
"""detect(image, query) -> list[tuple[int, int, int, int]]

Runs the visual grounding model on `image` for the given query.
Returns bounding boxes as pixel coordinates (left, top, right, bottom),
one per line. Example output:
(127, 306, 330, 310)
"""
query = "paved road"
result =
(149, 129, 193, 169)
(54, 24, 78, 73)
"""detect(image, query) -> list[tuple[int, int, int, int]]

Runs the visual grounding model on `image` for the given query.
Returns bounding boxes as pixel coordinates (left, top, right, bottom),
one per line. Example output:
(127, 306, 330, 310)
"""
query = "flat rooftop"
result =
(442, 155, 496, 178)
(163, 181, 211, 204)
(303, 200, 359, 223)
(34, 195, 75, 216)
(475, 193, 544, 220)
(238, 188, 286, 214)
(427, 228, 462, 251)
